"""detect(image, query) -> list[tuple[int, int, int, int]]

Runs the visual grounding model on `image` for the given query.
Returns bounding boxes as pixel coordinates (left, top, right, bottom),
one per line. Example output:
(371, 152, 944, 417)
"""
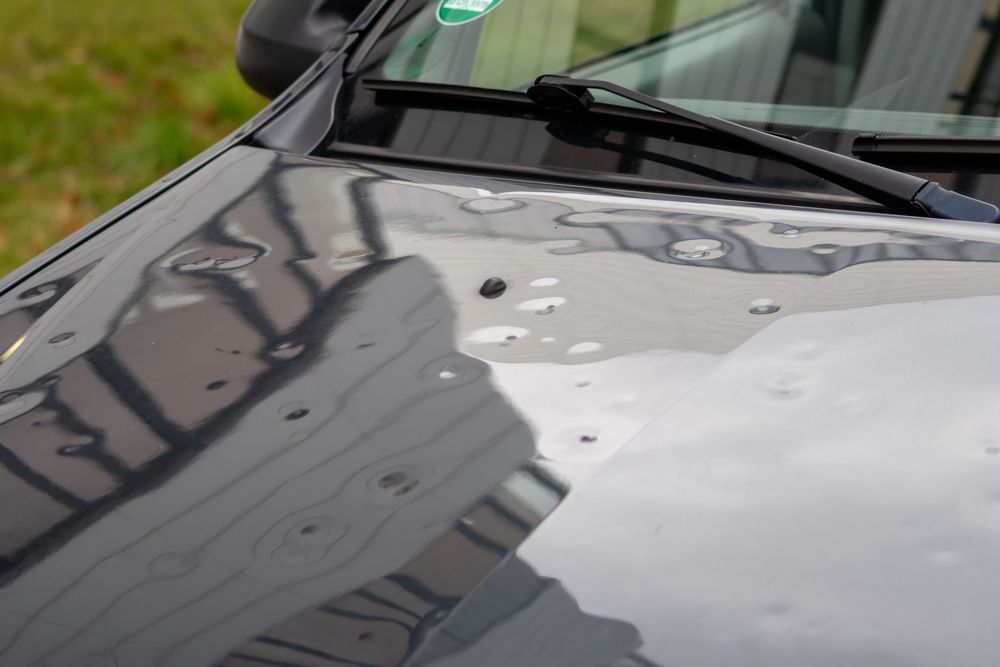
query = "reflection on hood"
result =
(1, 146, 1000, 666)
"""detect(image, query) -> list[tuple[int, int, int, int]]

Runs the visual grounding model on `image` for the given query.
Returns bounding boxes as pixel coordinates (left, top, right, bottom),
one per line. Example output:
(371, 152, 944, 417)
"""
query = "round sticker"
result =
(437, 0, 504, 26)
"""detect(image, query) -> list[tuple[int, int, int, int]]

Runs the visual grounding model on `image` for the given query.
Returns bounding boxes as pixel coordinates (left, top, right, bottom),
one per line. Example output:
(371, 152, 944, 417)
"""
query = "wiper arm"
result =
(527, 75, 1000, 223)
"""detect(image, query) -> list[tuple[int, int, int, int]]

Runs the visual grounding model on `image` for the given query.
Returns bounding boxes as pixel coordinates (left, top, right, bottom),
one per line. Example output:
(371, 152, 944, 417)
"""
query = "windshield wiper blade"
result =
(527, 75, 1000, 223)
(853, 134, 1000, 160)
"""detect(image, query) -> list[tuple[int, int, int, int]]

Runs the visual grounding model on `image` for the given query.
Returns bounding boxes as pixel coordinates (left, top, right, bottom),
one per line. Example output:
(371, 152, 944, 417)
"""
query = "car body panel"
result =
(1, 146, 1000, 665)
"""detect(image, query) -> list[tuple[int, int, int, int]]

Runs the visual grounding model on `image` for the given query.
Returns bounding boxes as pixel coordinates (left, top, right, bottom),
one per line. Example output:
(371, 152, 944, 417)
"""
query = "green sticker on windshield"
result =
(437, 0, 504, 25)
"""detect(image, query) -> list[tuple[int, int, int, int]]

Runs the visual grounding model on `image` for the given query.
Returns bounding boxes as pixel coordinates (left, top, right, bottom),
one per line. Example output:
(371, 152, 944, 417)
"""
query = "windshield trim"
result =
(345, 0, 414, 75)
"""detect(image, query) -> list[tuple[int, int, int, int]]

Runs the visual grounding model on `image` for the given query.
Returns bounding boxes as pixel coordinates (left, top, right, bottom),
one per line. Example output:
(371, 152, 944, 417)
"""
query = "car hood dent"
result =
(0, 146, 999, 665)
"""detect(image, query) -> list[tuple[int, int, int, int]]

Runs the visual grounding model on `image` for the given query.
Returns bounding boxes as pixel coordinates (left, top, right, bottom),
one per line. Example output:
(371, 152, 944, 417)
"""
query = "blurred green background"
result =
(0, 0, 263, 277)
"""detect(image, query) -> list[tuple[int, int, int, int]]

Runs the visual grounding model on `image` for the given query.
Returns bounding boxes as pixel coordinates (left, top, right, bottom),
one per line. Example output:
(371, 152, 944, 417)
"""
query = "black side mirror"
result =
(236, 0, 371, 99)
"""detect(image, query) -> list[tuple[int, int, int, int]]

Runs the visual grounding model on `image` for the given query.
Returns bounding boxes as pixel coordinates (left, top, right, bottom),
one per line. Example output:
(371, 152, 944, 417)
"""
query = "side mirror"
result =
(236, 0, 371, 99)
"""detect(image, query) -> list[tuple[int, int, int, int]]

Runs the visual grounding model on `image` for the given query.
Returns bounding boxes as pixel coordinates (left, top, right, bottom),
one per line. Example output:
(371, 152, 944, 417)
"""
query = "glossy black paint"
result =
(1, 146, 1000, 665)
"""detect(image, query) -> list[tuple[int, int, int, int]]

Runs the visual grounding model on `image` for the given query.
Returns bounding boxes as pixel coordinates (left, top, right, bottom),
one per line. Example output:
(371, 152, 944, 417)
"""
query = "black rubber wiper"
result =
(527, 75, 1000, 223)
(853, 134, 1000, 160)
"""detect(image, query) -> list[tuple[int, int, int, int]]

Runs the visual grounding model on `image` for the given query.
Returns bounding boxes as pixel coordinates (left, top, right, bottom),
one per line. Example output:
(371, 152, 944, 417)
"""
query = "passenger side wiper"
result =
(853, 134, 1000, 161)
(527, 75, 1000, 223)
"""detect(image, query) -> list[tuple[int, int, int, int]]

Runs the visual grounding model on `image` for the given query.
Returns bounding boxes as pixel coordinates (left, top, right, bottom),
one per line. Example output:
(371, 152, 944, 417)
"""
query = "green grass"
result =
(0, 0, 264, 277)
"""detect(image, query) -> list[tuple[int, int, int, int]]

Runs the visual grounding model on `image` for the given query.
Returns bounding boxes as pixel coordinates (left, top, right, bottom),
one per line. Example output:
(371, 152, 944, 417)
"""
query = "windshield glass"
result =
(330, 0, 1000, 211)
(377, 0, 1000, 137)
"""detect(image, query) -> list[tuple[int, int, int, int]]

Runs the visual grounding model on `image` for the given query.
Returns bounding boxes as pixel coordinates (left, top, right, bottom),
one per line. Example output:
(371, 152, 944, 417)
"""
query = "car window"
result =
(328, 0, 1000, 211)
(376, 0, 1000, 137)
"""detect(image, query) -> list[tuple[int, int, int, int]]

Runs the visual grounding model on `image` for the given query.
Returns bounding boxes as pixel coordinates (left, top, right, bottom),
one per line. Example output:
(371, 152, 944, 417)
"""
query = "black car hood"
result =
(1, 147, 1000, 666)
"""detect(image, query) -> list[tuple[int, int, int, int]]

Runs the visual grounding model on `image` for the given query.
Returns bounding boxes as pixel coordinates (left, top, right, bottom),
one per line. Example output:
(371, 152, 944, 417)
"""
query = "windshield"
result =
(329, 0, 1000, 211)
(377, 0, 1000, 137)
